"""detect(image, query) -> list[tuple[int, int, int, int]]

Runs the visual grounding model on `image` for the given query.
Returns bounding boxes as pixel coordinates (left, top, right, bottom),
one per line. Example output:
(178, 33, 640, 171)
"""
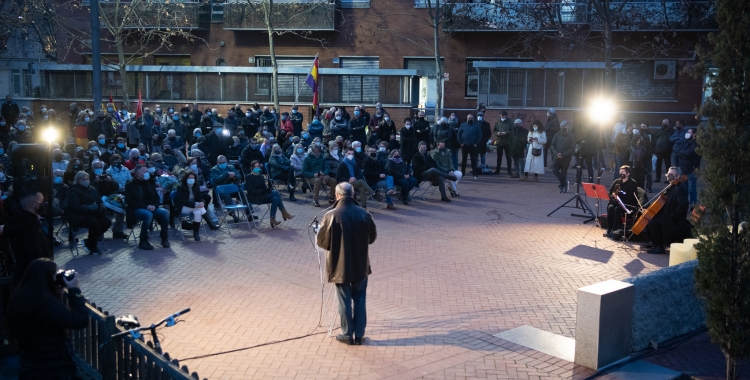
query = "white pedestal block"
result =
(575, 279, 635, 369)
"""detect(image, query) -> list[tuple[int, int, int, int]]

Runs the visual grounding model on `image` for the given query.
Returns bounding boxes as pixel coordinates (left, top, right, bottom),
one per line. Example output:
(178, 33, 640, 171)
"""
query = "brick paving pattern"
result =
(55, 155, 729, 379)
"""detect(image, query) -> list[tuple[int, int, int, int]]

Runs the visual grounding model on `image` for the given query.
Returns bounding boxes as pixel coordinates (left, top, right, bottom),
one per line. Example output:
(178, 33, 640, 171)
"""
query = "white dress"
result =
(524, 131, 547, 175)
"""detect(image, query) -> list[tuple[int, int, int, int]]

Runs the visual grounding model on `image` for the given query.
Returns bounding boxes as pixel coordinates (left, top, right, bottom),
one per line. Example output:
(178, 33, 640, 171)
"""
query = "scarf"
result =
(343, 158, 356, 178)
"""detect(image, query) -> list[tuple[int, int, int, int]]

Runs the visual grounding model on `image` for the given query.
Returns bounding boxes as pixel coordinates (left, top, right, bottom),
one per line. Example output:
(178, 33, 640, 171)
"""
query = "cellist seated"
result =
(605, 165, 639, 239)
(645, 167, 691, 254)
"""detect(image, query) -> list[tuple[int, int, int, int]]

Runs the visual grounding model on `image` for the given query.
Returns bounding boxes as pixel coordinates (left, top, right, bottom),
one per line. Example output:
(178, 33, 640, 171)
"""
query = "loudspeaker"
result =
(10, 144, 51, 204)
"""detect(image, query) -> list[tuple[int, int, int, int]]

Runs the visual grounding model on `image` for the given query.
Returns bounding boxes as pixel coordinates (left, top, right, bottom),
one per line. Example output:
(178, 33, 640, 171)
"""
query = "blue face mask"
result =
(142, 172, 150, 180)
(252, 167, 261, 174)
(0, 149, 4, 155)
(195, 133, 201, 138)
(54, 177, 63, 184)
(187, 178, 196, 186)
(303, 134, 309, 139)
(355, 147, 362, 153)
(207, 112, 212, 116)
(173, 116, 179, 121)
(354, 111, 360, 116)
(297, 148, 304, 154)
(99, 139, 106, 145)
(94, 168, 103, 175)
(17, 125, 25, 131)
(107, 107, 113, 112)
(215, 128, 223, 134)
(218, 163, 227, 169)
(117, 143, 125, 148)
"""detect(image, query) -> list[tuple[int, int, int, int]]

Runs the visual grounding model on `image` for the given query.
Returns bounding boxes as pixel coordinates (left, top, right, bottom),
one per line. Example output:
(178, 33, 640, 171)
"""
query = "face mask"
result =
(84, 117, 91, 122)
(355, 147, 362, 153)
(271, 110, 276, 114)
(73, 165, 81, 170)
(91, 146, 99, 152)
(182, 113, 188, 117)
(273, 150, 281, 156)
(478, 116, 484, 121)
(303, 133, 309, 139)
(533, 126, 538, 131)
(187, 178, 196, 186)
(633, 129, 640, 135)
(148, 167, 156, 174)
(54, 177, 63, 184)
(384, 117, 390, 122)
(439, 147, 446, 153)
(142, 172, 150, 180)
(117, 143, 125, 148)
(620, 174, 627, 180)
(246, 113, 251, 117)
(405, 125, 411, 129)
(331, 150, 338, 156)
(195, 133, 201, 138)
(173, 116, 180, 121)
(376, 114, 382, 118)
(296, 148, 304, 154)
(107, 107, 113, 112)
(215, 128, 223, 134)
(335, 116, 341, 121)
(467, 120, 474, 124)
(369, 152, 377, 158)
(501, 117, 506, 121)
(218, 163, 227, 169)
(155, 108, 161, 112)
(379, 147, 386, 152)
(0, 149, 4, 156)
(292, 110, 297, 114)
(345, 154, 354, 161)
(164, 148, 172, 154)
(190, 164, 198, 171)
(94, 168, 103, 175)
(253, 167, 262, 174)
(685, 133, 692, 139)
(354, 111, 360, 116)
(419, 148, 427, 154)
(80, 180, 90, 187)
(17, 125, 25, 131)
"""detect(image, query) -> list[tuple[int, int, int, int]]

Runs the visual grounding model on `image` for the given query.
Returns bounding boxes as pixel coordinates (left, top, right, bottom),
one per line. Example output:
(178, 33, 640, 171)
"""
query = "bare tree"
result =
(228, 0, 335, 113)
(0, 0, 58, 61)
(55, 0, 209, 105)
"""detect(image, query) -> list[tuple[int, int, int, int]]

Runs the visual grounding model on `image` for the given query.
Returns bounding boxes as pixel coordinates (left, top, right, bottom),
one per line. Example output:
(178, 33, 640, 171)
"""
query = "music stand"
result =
(547, 143, 597, 223)
(582, 183, 609, 227)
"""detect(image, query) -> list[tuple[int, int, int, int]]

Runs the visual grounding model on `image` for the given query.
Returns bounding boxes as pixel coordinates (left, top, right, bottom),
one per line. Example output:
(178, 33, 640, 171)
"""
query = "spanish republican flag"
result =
(305, 55, 319, 115)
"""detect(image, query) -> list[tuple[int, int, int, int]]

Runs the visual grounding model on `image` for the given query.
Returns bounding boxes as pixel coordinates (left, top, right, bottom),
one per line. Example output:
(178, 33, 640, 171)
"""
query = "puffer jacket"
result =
(106, 165, 132, 192)
(330, 118, 349, 140)
(302, 152, 327, 178)
(64, 184, 105, 226)
(268, 153, 292, 178)
(431, 123, 453, 147)
(307, 121, 324, 140)
(457, 121, 482, 146)
(290, 152, 306, 176)
(550, 131, 577, 159)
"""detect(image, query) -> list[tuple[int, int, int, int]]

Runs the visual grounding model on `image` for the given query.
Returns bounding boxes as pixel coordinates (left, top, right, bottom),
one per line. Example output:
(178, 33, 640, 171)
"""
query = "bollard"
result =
(574, 279, 634, 369)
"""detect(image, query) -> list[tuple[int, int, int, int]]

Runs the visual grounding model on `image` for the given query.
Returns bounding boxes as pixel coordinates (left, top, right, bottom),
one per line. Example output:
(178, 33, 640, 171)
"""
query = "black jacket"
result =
(316, 196, 377, 284)
(173, 183, 202, 211)
(385, 159, 409, 179)
(349, 117, 367, 143)
(240, 145, 266, 170)
(411, 152, 436, 180)
(87, 118, 114, 141)
(477, 120, 492, 154)
(198, 133, 230, 166)
(431, 123, 453, 148)
(609, 177, 639, 208)
(675, 138, 701, 174)
(244, 173, 270, 204)
(6, 210, 52, 284)
(8, 288, 88, 379)
(124, 178, 161, 227)
(64, 184, 105, 226)
(550, 131, 577, 159)
(413, 117, 431, 147)
(399, 127, 418, 160)
(335, 159, 363, 184)
(653, 126, 673, 155)
(1, 101, 20, 123)
(545, 114, 561, 137)
(363, 156, 387, 186)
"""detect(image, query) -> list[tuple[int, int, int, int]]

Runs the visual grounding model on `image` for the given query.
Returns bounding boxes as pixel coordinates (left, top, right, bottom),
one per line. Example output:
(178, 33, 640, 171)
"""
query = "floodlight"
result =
(588, 98, 616, 123)
(43, 127, 59, 144)
(222, 129, 230, 136)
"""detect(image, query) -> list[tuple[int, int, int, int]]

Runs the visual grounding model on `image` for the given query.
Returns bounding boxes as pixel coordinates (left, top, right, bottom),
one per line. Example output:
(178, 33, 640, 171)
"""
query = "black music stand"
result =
(547, 143, 596, 223)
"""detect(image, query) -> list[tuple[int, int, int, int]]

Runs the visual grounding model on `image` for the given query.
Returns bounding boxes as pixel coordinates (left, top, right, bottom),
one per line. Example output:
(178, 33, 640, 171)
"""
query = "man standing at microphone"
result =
(317, 182, 377, 345)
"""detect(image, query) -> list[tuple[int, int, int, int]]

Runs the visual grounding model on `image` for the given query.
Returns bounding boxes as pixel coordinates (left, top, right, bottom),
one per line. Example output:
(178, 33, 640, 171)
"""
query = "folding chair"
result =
(411, 179, 439, 200)
(169, 191, 208, 241)
(301, 176, 330, 203)
(57, 218, 106, 256)
(215, 184, 254, 234)
(239, 183, 271, 227)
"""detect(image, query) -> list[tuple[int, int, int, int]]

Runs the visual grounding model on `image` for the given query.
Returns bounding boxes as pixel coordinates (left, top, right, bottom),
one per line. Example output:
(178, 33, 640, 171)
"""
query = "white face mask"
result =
(633, 129, 640, 135)
(501, 117, 506, 121)
(478, 116, 483, 121)
(685, 133, 692, 139)
(331, 150, 338, 156)
(335, 116, 341, 120)
(405, 125, 411, 129)
(384, 117, 390, 121)
(346, 154, 354, 160)
(533, 126, 538, 131)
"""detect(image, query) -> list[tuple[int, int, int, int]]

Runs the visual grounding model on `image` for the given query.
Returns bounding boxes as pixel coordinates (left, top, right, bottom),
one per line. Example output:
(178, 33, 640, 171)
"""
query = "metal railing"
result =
(70, 297, 204, 380)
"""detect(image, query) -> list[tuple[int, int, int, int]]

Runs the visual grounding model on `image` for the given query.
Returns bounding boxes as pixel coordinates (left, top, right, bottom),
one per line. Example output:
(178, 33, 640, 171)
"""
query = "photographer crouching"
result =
(7, 258, 87, 379)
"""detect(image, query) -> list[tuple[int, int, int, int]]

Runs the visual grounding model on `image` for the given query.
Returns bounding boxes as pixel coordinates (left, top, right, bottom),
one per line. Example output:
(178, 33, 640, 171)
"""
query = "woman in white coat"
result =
(523, 120, 547, 181)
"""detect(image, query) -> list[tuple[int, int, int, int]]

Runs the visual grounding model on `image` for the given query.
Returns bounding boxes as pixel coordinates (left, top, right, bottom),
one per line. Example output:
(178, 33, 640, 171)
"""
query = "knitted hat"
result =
(549, 108, 556, 114)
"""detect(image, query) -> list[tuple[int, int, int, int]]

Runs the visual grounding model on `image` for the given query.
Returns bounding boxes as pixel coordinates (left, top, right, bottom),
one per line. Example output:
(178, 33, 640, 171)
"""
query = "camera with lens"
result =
(55, 269, 77, 287)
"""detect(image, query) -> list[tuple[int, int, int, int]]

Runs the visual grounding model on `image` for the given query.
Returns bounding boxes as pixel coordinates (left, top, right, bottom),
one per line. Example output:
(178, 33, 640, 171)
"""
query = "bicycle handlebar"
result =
(111, 308, 191, 339)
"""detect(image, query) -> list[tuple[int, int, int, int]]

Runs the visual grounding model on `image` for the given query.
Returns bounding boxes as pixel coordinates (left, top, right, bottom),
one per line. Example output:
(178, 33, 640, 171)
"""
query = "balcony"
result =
(442, 1, 715, 32)
(99, 0, 210, 30)
(223, 0, 337, 31)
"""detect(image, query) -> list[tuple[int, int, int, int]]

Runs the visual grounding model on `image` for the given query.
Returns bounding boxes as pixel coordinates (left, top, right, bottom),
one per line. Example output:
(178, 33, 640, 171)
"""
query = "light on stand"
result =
(588, 97, 617, 123)
(43, 127, 59, 144)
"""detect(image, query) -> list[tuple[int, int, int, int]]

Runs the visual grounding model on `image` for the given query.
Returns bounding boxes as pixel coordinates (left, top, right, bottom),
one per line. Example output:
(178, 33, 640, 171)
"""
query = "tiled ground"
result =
(55, 154, 729, 379)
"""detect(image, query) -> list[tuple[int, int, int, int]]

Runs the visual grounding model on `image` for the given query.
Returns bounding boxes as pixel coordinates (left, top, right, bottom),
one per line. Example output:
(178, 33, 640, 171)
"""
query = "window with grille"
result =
(256, 56, 313, 97)
(339, 57, 379, 103)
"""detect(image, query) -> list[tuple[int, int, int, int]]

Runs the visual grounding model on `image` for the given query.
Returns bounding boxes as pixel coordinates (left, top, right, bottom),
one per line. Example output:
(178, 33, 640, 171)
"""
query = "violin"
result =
(631, 175, 688, 235)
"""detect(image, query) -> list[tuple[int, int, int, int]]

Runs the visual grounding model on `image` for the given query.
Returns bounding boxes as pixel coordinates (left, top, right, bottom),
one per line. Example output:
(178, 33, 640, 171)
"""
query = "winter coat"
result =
(290, 152, 306, 176)
(224, 117, 240, 134)
(198, 133, 230, 166)
(545, 114, 561, 139)
(126, 120, 140, 145)
(307, 121, 324, 140)
(431, 123, 453, 148)
(477, 120, 492, 154)
(240, 145, 266, 169)
(209, 163, 242, 186)
(124, 178, 161, 226)
(399, 126, 418, 160)
(457, 121, 482, 146)
(675, 138, 700, 174)
(325, 152, 342, 176)
(363, 156, 387, 185)
(385, 159, 410, 179)
(330, 118, 350, 140)
(652, 126, 673, 155)
(613, 132, 631, 159)
(64, 184, 105, 226)
(509, 126, 528, 158)
(550, 131, 577, 159)
(290, 112, 304, 135)
(431, 148, 455, 172)
(8, 287, 87, 378)
(1, 101, 20, 123)
(268, 154, 292, 178)
(173, 183, 203, 211)
(106, 165, 132, 192)
(302, 153, 327, 178)
(6, 210, 52, 284)
(87, 118, 115, 141)
(349, 116, 368, 144)
(493, 118, 513, 147)
(259, 112, 277, 136)
(412, 151, 438, 181)
(336, 158, 363, 183)
(413, 118, 431, 147)
(524, 131, 547, 175)
(280, 118, 294, 136)
(316, 196, 377, 284)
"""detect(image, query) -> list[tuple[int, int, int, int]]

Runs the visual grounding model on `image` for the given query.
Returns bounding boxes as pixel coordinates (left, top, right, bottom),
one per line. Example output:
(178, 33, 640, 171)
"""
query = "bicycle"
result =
(111, 308, 191, 353)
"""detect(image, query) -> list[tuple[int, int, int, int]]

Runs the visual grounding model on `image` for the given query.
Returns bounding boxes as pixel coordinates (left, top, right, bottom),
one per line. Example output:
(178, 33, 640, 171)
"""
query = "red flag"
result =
(136, 90, 143, 120)
(109, 94, 114, 109)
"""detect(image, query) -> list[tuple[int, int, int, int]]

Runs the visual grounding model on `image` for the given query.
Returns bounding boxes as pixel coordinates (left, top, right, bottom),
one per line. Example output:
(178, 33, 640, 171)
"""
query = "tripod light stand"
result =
(547, 140, 596, 223)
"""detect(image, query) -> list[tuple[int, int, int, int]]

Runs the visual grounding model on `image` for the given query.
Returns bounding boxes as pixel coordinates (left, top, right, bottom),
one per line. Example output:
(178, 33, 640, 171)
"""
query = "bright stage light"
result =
(43, 127, 59, 144)
(588, 98, 617, 123)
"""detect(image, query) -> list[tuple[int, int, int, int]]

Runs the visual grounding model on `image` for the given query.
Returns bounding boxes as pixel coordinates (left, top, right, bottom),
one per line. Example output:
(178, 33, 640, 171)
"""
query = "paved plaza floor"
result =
(56, 157, 740, 380)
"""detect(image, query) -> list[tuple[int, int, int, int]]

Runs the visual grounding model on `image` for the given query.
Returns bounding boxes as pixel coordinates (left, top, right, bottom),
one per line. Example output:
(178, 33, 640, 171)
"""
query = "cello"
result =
(631, 175, 687, 235)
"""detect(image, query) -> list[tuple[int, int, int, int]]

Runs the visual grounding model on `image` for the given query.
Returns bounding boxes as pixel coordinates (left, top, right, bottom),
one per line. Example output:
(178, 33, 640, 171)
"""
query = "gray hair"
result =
(335, 182, 354, 198)
(74, 171, 89, 184)
(668, 166, 683, 176)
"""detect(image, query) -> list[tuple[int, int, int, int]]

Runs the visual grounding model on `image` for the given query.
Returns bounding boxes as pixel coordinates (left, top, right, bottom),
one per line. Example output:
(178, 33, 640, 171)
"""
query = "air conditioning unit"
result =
(654, 60, 676, 80)
(248, 57, 255, 64)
